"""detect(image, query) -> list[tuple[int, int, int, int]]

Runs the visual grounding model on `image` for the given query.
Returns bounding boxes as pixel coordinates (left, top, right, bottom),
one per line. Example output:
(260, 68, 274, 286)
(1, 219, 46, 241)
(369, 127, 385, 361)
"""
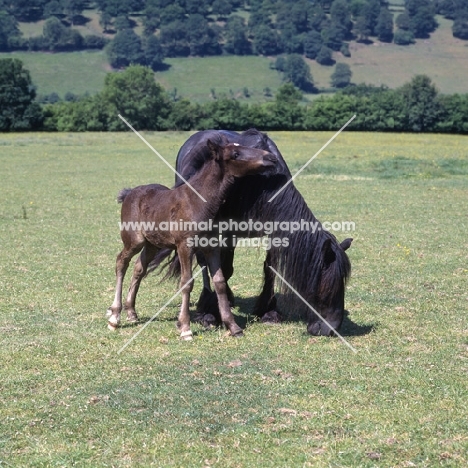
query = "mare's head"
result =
(307, 237, 353, 336)
(206, 139, 277, 178)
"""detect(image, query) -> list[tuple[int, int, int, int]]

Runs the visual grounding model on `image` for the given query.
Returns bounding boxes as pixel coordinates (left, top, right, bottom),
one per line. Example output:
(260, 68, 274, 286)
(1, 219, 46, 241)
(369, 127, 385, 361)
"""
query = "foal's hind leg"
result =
(107, 243, 144, 330)
(123, 244, 159, 323)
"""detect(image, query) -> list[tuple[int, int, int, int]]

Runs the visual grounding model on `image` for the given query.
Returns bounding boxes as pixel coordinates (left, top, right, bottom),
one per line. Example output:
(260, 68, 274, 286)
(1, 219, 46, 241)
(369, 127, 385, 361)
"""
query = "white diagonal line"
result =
(268, 114, 356, 202)
(118, 114, 207, 203)
(117, 266, 206, 354)
(268, 266, 357, 353)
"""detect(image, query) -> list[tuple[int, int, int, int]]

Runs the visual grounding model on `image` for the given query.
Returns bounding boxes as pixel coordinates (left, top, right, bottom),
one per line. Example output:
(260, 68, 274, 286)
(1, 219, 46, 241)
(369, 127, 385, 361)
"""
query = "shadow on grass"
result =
(117, 296, 374, 338)
(234, 295, 375, 337)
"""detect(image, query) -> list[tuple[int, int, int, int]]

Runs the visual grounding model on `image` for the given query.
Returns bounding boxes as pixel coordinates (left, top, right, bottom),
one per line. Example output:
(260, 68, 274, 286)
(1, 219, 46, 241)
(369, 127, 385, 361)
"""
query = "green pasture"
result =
(1, 131, 467, 466)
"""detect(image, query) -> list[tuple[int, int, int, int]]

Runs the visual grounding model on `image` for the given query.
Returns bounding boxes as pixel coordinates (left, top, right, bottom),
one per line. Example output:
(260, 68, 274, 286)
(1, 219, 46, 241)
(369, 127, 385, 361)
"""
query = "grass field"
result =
(1, 131, 467, 466)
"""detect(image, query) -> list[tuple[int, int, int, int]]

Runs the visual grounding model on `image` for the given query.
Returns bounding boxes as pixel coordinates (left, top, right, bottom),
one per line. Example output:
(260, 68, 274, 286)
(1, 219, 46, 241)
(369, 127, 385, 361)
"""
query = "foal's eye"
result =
(232, 151, 239, 160)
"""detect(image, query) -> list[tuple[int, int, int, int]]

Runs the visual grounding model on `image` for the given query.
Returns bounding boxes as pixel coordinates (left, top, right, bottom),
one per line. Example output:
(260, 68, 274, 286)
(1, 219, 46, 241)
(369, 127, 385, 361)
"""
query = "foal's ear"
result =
(322, 238, 336, 265)
(206, 139, 221, 160)
(340, 238, 353, 251)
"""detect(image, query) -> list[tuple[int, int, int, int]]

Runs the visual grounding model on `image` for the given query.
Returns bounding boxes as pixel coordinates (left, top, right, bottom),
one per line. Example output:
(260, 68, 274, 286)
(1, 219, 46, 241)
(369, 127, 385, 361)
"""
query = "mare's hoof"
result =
(127, 313, 138, 323)
(230, 330, 244, 338)
(180, 330, 193, 341)
(202, 313, 218, 329)
(261, 310, 282, 324)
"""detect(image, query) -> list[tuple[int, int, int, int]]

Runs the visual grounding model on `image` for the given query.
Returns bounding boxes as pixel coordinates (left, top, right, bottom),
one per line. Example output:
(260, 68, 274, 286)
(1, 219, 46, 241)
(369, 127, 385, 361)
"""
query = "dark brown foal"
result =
(107, 139, 277, 339)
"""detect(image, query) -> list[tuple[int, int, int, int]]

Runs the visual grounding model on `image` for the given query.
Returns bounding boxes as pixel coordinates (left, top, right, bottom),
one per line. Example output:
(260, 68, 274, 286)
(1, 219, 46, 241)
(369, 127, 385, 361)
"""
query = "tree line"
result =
(1, 1, 468, 63)
(2, 59, 468, 134)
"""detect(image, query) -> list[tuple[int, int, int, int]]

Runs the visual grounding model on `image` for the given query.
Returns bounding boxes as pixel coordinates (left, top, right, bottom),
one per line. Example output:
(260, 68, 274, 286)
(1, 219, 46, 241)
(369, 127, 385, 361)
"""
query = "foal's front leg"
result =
(204, 248, 243, 337)
(176, 244, 194, 341)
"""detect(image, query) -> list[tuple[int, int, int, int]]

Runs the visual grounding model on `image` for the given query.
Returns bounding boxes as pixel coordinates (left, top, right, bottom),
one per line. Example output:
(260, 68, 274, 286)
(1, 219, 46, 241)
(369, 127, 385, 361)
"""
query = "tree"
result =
(330, 0, 353, 36)
(62, 0, 85, 25)
(360, 0, 381, 36)
(399, 74, 440, 131)
(145, 35, 165, 70)
(0, 58, 43, 131)
(9, 0, 48, 21)
(331, 63, 352, 88)
(107, 29, 145, 68)
(160, 4, 186, 25)
(224, 16, 251, 55)
(411, 6, 438, 38)
(42, 16, 83, 51)
(453, 12, 468, 40)
(394, 29, 415, 45)
(304, 30, 323, 59)
(316, 45, 334, 65)
(212, 0, 232, 19)
(99, 10, 112, 33)
(0, 9, 22, 51)
(283, 54, 313, 91)
(354, 14, 372, 41)
(101, 65, 172, 130)
(376, 7, 394, 43)
(114, 15, 132, 31)
(186, 14, 221, 56)
(279, 23, 304, 54)
(272, 83, 305, 130)
(253, 24, 281, 55)
(160, 20, 190, 57)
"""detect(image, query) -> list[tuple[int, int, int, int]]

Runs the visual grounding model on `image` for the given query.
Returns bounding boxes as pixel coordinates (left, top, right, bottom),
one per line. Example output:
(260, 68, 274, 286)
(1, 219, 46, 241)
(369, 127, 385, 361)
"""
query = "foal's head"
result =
(207, 139, 277, 178)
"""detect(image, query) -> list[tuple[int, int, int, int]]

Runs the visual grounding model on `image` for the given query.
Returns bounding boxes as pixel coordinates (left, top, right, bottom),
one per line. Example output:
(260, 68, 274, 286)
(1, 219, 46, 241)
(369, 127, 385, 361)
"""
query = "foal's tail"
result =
(117, 188, 132, 204)
(145, 249, 182, 280)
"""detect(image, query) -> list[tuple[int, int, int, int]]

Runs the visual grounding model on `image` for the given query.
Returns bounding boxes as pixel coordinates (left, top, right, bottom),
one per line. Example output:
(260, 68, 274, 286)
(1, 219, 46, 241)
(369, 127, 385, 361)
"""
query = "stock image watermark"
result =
(119, 218, 356, 250)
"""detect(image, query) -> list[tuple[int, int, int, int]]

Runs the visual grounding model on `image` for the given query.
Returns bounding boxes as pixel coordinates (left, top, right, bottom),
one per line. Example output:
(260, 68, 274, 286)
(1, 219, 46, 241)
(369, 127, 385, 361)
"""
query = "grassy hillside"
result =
(0, 50, 109, 98)
(155, 56, 283, 103)
(2, 15, 468, 100)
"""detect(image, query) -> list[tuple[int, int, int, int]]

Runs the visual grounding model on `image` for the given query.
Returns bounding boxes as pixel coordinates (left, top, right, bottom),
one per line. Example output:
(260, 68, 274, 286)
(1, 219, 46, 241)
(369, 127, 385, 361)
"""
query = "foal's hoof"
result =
(261, 310, 282, 324)
(106, 308, 112, 318)
(180, 330, 193, 341)
(230, 329, 244, 338)
(107, 315, 120, 331)
(108, 321, 119, 331)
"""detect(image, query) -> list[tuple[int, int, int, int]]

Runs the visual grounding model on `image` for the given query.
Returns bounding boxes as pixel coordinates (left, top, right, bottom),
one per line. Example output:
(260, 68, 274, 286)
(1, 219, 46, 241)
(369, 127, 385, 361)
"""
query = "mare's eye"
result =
(232, 151, 239, 160)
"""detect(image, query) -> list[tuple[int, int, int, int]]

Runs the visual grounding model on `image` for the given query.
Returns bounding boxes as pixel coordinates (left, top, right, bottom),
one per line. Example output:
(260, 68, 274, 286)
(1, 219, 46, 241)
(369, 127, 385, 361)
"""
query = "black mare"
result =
(152, 129, 352, 336)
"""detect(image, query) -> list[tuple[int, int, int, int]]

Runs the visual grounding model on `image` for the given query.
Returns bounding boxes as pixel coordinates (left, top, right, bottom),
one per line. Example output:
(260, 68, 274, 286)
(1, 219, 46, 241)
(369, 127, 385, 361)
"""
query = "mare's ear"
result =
(340, 238, 353, 251)
(206, 139, 221, 160)
(322, 238, 336, 266)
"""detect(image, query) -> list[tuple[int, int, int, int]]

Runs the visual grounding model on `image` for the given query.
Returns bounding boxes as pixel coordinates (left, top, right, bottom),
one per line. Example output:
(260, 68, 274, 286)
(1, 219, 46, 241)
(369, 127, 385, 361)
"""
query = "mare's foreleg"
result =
(253, 251, 281, 323)
(195, 241, 236, 327)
